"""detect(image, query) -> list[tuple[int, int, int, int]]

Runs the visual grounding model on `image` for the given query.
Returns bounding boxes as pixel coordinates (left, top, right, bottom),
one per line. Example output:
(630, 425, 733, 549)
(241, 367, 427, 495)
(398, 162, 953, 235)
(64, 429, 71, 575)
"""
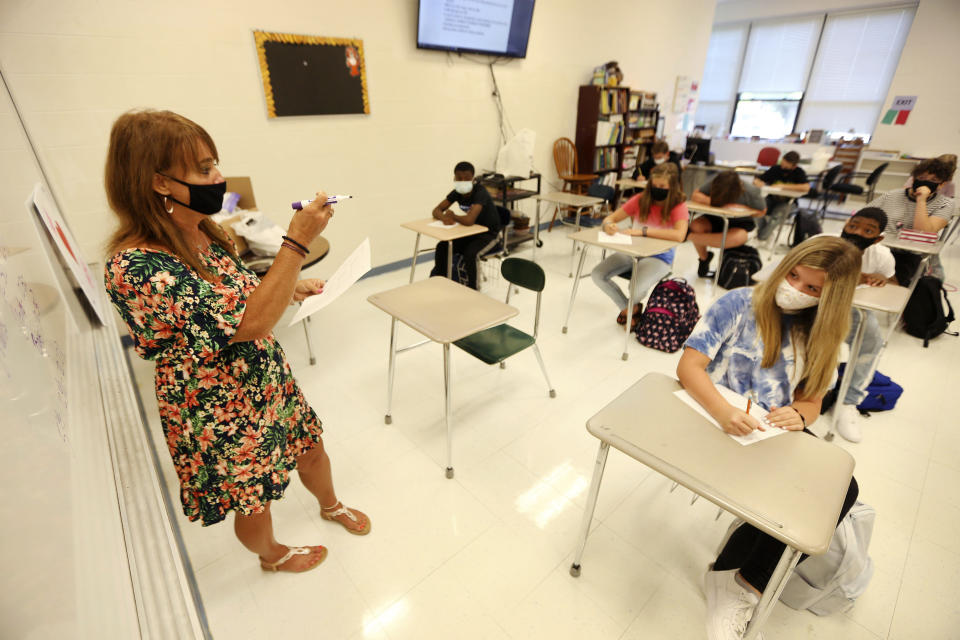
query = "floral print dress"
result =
(105, 244, 323, 526)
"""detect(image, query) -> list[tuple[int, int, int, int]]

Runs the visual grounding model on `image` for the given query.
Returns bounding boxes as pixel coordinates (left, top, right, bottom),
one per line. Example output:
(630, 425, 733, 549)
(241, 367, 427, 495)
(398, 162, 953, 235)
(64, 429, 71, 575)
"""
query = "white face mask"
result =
(453, 180, 473, 194)
(775, 278, 820, 311)
(653, 156, 667, 165)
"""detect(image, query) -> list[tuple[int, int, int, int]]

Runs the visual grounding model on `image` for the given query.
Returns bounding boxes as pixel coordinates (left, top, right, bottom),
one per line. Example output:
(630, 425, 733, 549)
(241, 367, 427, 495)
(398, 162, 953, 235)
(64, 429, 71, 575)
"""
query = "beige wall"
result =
(714, 0, 960, 159)
(0, 0, 716, 269)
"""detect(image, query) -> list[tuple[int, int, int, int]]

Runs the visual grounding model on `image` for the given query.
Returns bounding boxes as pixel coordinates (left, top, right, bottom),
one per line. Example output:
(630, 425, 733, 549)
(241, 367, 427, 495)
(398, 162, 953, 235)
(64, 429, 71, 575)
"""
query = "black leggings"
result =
(713, 431, 860, 592)
(433, 232, 497, 289)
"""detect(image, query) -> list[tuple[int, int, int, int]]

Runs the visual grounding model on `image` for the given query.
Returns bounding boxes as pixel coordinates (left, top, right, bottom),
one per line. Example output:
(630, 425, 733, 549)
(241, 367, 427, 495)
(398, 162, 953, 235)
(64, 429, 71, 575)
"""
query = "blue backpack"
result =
(836, 364, 903, 414)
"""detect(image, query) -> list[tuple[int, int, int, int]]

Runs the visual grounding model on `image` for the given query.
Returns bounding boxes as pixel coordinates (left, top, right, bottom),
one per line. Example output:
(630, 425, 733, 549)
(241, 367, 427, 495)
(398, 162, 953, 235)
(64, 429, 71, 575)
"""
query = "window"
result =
(730, 92, 803, 139)
(694, 5, 916, 138)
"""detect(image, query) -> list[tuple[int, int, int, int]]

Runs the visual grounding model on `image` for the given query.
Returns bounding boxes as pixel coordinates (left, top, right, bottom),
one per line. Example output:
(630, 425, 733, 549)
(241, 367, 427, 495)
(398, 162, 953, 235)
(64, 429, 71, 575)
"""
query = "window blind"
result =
(694, 23, 747, 135)
(738, 16, 823, 94)
(796, 6, 915, 135)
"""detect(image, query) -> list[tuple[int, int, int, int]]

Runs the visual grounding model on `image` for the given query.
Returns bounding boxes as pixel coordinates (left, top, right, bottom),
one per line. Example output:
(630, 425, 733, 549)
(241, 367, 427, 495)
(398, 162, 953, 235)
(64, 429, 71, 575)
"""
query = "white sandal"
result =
(321, 501, 371, 535)
(259, 545, 327, 573)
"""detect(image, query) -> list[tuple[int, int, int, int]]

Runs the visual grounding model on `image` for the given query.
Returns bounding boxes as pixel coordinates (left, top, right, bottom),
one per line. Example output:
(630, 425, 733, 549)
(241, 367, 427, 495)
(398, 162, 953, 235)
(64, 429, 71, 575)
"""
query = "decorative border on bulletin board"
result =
(253, 30, 370, 118)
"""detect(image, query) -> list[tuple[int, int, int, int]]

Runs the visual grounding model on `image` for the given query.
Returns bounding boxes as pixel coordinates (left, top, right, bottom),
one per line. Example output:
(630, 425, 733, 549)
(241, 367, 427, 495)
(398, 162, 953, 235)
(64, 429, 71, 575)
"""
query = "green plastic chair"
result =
(453, 258, 556, 398)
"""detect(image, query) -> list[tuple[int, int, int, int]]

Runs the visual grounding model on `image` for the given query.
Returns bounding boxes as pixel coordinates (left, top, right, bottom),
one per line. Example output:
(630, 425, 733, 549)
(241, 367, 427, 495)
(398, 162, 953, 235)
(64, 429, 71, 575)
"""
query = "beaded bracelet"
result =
(281, 235, 309, 253)
(280, 241, 306, 258)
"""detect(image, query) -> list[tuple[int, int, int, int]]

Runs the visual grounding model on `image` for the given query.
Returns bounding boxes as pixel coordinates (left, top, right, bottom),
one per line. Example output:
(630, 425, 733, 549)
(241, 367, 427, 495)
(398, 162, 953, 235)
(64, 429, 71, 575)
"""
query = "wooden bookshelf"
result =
(575, 85, 659, 179)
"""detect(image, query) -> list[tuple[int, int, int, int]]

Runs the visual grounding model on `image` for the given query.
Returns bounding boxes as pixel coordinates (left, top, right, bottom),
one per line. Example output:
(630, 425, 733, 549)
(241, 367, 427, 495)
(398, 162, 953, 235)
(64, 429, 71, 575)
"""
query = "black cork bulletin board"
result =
(254, 30, 370, 118)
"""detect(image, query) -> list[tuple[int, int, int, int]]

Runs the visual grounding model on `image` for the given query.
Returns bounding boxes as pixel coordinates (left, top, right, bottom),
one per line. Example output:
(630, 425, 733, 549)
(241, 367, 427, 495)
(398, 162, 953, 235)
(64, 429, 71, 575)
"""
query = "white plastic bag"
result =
(495, 128, 536, 178)
(231, 212, 285, 257)
(809, 148, 834, 174)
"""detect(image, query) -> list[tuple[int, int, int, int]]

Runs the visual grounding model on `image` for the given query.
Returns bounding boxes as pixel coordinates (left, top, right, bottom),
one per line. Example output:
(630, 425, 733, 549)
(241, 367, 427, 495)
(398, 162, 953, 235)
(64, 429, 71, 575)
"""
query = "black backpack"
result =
(902, 276, 958, 347)
(717, 245, 762, 290)
(791, 209, 822, 247)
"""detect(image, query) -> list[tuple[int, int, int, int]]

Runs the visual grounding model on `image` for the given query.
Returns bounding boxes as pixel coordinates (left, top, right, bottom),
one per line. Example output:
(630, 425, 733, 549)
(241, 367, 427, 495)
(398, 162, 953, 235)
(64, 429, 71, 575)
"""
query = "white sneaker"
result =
(836, 404, 862, 443)
(704, 569, 761, 640)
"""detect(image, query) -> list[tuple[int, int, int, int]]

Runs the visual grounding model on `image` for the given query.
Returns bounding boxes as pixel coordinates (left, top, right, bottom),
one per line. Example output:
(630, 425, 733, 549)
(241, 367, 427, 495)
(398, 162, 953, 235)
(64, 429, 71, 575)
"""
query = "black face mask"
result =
(906, 181, 939, 202)
(840, 230, 875, 252)
(649, 186, 669, 201)
(161, 174, 226, 215)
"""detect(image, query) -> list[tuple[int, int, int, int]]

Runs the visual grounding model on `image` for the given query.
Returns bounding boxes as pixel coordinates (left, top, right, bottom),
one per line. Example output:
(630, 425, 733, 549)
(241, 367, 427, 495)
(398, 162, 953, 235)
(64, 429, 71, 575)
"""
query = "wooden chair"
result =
(550, 137, 597, 231)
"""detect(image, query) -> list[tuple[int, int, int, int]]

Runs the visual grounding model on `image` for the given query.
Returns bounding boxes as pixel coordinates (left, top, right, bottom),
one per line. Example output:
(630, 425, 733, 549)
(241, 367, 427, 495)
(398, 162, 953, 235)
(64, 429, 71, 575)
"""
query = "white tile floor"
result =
(129, 217, 960, 640)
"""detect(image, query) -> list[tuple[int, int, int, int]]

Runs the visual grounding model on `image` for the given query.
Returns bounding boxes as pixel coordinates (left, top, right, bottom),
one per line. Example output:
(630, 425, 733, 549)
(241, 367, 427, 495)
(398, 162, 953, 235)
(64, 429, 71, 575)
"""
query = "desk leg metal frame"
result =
(302, 315, 317, 366)
(714, 217, 729, 288)
(827, 307, 866, 441)
(570, 442, 610, 577)
(443, 343, 454, 479)
(384, 318, 398, 424)
(446, 240, 454, 280)
(533, 199, 543, 260)
(409, 233, 422, 283)
(562, 245, 590, 334)
(621, 258, 639, 361)
(744, 546, 802, 640)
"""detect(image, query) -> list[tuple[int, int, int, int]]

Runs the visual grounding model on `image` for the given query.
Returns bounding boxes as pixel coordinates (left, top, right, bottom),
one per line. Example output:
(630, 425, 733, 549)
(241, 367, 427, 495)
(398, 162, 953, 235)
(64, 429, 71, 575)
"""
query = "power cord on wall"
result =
(447, 52, 535, 171)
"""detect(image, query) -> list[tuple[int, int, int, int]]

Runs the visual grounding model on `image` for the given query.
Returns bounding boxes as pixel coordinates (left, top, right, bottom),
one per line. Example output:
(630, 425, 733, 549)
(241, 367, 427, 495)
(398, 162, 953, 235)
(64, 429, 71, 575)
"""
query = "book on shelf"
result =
(594, 147, 618, 171)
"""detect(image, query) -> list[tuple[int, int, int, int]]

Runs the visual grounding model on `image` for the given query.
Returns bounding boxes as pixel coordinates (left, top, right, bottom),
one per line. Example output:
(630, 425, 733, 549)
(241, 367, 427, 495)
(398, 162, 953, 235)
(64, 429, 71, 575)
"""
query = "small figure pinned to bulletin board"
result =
(254, 30, 370, 118)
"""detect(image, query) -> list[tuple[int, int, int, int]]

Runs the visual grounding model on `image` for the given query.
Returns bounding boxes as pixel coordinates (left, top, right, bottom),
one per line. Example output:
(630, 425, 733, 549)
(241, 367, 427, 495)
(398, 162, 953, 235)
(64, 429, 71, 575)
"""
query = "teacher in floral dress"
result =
(103, 109, 369, 574)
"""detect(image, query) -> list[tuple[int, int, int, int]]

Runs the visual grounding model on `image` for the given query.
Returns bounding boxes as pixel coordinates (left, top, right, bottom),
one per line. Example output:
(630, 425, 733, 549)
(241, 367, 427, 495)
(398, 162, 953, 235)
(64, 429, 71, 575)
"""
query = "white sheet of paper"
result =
(673, 386, 788, 446)
(289, 238, 371, 326)
(428, 220, 461, 228)
(597, 230, 633, 245)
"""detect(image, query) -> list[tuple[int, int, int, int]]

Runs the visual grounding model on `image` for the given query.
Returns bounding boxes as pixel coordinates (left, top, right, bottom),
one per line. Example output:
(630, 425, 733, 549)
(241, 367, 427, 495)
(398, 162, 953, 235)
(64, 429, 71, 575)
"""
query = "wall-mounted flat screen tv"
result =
(417, 0, 536, 59)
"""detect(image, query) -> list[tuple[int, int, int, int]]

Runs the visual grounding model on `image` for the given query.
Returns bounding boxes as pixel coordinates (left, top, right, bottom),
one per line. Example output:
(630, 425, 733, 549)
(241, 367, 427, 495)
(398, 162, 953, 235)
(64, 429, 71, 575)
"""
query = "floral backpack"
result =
(634, 278, 700, 353)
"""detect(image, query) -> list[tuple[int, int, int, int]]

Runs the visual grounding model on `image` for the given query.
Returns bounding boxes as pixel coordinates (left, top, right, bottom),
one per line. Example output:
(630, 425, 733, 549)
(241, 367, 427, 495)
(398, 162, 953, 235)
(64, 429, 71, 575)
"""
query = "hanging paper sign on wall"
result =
(881, 95, 917, 125)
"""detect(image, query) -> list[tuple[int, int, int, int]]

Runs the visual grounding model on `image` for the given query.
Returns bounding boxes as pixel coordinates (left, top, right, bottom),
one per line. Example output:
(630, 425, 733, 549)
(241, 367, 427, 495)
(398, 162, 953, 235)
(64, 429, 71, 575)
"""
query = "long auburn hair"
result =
(752, 236, 861, 398)
(709, 170, 743, 207)
(636, 163, 684, 224)
(104, 109, 236, 280)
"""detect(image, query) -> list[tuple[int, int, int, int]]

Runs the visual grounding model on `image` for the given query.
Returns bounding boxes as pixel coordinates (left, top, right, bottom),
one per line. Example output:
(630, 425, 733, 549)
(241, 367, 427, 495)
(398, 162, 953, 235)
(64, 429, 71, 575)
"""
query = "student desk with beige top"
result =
(826, 283, 911, 440)
(570, 372, 855, 640)
(758, 184, 807, 258)
(367, 276, 517, 478)
(561, 228, 679, 361)
(401, 217, 489, 284)
(686, 200, 759, 287)
(532, 191, 605, 268)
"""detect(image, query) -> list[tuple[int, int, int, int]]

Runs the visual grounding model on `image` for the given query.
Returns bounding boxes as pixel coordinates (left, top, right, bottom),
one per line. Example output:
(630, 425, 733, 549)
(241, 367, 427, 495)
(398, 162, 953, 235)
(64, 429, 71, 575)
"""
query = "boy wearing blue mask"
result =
(430, 161, 501, 289)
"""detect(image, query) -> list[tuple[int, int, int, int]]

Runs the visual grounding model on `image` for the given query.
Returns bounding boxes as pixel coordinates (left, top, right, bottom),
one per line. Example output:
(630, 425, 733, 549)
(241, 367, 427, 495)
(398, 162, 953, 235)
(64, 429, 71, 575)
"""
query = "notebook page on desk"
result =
(428, 220, 462, 228)
(597, 230, 633, 245)
(673, 386, 787, 446)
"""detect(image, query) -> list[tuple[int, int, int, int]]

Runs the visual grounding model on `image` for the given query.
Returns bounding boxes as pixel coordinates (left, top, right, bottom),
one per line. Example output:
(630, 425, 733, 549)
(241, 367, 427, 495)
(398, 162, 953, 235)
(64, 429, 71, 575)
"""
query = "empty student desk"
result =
(686, 200, 755, 287)
(827, 283, 911, 440)
(614, 177, 647, 208)
(401, 217, 489, 283)
(533, 191, 604, 264)
(561, 228, 678, 361)
(570, 372, 855, 640)
(367, 276, 517, 479)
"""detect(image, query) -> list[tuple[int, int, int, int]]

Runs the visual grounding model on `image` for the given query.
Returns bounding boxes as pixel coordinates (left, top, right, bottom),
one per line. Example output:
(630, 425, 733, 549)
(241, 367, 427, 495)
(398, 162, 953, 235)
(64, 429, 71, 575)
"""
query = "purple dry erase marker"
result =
(291, 195, 352, 210)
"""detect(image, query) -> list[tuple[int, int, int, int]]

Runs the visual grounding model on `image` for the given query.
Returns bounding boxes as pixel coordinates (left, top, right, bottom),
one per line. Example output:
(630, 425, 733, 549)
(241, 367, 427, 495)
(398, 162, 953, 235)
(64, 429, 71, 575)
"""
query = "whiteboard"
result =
(0, 71, 205, 637)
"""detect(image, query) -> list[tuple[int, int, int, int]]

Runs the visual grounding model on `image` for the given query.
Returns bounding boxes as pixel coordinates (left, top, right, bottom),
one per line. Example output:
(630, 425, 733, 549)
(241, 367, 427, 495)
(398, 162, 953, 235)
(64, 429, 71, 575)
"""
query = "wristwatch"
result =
(642, 225, 648, 237)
